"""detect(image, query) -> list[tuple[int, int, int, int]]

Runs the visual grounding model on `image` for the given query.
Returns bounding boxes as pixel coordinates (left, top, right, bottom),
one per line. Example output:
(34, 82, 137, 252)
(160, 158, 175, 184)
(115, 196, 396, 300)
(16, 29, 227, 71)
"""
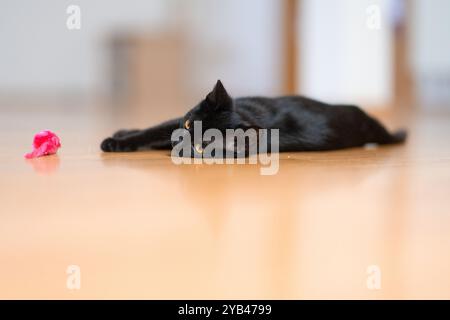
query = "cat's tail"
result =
(389, 129, 408, 144)
(393, 129, 408, 143)
(364, 114, 408, 145)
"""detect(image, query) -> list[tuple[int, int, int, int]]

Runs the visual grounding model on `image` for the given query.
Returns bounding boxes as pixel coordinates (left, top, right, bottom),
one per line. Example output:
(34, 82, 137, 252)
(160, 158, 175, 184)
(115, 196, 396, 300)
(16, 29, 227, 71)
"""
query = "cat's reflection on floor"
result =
(99, 145, 403, 233)
(99, 145, 407, 297)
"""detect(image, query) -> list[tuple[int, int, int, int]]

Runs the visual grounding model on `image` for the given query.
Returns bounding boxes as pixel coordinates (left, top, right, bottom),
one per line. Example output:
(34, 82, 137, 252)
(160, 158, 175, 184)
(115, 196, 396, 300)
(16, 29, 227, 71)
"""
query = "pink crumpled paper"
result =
(24, 130, 61, 159)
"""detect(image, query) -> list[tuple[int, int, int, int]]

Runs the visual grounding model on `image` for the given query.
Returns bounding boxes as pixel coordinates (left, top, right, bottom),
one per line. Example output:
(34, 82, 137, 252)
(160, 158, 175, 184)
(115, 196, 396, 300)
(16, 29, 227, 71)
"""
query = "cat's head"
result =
(181, 80, 238, 133)
(174, 80, 261, 156)
(173, 80, 241, 155)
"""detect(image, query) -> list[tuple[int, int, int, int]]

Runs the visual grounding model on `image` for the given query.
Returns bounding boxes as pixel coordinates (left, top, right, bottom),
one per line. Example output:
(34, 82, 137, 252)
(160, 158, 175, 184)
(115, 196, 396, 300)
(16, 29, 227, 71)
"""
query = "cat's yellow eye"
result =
(184, 120, 191, 129)
(194, 144, 203, 154)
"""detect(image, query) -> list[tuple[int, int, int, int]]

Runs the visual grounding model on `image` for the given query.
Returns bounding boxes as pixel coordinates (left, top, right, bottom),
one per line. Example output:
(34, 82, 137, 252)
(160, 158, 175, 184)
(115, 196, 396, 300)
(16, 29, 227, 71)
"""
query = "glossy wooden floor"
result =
(1, 105, 450, 299)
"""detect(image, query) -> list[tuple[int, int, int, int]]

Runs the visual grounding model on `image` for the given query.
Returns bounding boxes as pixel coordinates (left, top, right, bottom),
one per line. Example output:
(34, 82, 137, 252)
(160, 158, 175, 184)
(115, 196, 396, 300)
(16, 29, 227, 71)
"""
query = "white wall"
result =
(410, 0, 450, 106)
(181, 0, 282, 97)
(0, 0, 170, 94)
(411, 0, 450, 74)
(298, 0, 394, 107)
(0, 0, 282, 98)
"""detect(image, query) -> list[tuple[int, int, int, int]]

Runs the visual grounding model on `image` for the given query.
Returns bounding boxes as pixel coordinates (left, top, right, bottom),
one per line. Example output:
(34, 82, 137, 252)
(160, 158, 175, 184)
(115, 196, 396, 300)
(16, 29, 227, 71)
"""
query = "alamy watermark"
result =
(366, 4, 381, 30)
(66, 264, 81, 290)
(66, 5, 81, 30)
(170, 121, 279, 175)
(366, 264, 381, 290)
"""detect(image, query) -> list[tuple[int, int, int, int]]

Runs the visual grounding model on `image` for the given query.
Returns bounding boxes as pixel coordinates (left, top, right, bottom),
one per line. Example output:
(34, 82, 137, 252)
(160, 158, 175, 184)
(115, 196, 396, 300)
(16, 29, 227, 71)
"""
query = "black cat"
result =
(101, 80, 406, 155)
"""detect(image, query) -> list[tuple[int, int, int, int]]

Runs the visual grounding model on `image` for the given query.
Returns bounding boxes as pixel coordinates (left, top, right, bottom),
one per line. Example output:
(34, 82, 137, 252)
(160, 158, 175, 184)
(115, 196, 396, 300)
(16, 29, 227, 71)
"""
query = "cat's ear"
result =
(204, 80, 232, 111)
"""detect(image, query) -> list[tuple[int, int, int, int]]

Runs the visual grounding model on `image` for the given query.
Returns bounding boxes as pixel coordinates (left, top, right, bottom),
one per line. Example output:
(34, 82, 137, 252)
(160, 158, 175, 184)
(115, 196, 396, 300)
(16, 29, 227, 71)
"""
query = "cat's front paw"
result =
(101, 137, 120, 152)
(101, 137, 137, 152)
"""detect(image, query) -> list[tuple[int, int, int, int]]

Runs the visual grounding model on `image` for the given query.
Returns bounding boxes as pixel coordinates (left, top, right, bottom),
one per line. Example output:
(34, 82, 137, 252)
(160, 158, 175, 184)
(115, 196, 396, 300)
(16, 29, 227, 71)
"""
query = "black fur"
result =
(101, 80, 407, 154)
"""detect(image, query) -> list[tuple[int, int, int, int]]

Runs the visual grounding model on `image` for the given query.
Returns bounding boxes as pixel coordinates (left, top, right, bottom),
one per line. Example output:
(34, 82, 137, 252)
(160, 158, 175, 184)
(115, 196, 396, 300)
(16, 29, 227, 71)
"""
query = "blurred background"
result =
(2, 0, 450, 299)
(0, 0, 449, 124)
